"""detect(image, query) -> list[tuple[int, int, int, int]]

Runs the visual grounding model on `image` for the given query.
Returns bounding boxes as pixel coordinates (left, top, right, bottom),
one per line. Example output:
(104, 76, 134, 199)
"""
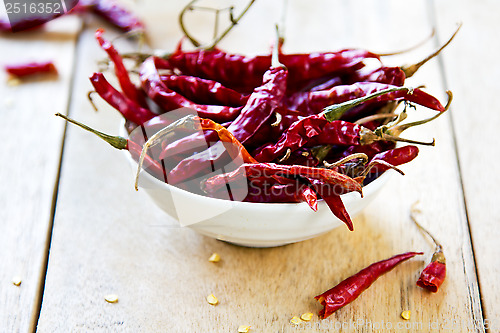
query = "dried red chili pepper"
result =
(89, 72, 156, 126)
(315, 252, 423, 319)
(164, 47, 380, 92)
(5, 61, 57, 78)
(140, 57, 242, 123)
(285, 82, 444, 116)
(136, 115, 257, 187)
(55, 113, 165, 181)
(256, 89, 451, 162)
(226, 64, 288, 146)
(411, 203, 446, 293)
(79, 0, 145, 33)
(95, 29, 146, 107)
(203, 163, 362, 196)
(160, 74, 248, 107)
(367, 145, 419, 175)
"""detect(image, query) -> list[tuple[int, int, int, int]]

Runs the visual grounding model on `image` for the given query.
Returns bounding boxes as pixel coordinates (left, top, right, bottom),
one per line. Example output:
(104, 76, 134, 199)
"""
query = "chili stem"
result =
(410, 201, 442, 249)
(402, 23, 462, 78)
(323, 153, 368, 169)
(55, 113, 128, 150)
(320, 87, 410, 122)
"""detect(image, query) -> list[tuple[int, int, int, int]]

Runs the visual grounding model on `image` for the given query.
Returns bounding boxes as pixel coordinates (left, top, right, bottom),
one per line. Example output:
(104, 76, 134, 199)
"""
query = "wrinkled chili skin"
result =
(203, 163, 362, 197)
(417, 251, 446, 293)
(166, 48, 380, 92)
(286, 82, 445, 116)
(140, 57, 241, 123)
(416, 261, 446, 293)
(369, 145, 419, 173)
(255, 115, 361, 163)
(90, 72, 156, 125)
(160, 74, 248, 107)
(5, 61, 57, 77)
(227, 66, 288, 146)
(315, 252, 423, 319)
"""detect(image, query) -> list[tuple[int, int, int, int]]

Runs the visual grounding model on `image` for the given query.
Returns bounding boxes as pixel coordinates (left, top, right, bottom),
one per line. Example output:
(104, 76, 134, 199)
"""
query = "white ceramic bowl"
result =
(124, 149, 392, 247)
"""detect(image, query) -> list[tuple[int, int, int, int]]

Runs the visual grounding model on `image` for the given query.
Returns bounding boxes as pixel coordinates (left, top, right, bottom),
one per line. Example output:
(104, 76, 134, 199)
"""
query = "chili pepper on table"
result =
(140, 56, 242, 123)
(315, 252, 423, 319)
(159, 74, 248, 107)
(5, 61, 57, 78)
(411, 203, 446, 293)
(95, 29, 147, 107)
(89, 72, 156, 126)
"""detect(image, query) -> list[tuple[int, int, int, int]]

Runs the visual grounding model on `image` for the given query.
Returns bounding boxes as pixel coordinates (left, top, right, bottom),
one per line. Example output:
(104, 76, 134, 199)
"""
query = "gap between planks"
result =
(427, 0, 485, 332)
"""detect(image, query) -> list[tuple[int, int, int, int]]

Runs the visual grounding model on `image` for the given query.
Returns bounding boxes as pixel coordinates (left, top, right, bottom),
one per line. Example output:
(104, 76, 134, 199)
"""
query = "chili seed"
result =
(207, 293, 218, 305)
(401, 310, 411, 320)
(290, 316, 302, 325)
(208, 253, 221, 262)
(300, 312, 313, 321)
(7, 78, 21, 86)
(237, 325, 251, 332)
(104, 294, 119, 303)
(12, 276, 22, 286)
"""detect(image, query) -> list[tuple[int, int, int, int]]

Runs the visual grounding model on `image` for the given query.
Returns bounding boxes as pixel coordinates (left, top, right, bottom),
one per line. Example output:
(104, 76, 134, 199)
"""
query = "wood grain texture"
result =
(0, 16, 81, 333)
(35, 0, 486, 332)
(432, 0, 500, 328)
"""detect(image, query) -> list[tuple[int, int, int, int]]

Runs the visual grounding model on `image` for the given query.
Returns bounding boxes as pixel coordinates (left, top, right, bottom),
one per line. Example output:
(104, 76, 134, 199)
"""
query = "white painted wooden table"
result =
(1, 0, 498, 332)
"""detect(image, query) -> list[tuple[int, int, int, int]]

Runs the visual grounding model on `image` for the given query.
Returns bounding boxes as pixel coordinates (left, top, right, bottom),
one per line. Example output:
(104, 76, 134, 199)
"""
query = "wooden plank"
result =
(432, 0, 500, 328)
(37, 0, 483, 332)
(0, 15, 81, 333)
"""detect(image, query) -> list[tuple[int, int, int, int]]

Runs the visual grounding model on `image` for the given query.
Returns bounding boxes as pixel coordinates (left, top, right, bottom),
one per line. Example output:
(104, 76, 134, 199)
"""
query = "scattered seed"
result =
(290, 316, 302, 325)
(300, 312, 313, 321)
(401, 310, 411, 320)
(238, 325, 251, 332)
(207, 293, 218, 305)
(208, 253, 221, 262)
(12, 276, 22, 286)
(104, 294, 119, 303)
(7, 77, 21, 86)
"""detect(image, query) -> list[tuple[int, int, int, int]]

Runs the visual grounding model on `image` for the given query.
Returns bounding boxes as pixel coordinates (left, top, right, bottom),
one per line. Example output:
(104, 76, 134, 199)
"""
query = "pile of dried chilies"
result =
(59, 25, 457, 232)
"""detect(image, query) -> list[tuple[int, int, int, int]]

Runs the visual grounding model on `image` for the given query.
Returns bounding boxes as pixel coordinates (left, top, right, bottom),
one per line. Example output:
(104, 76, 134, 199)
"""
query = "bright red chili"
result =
(5, 61, 57, 78)
(89, 72, 156, 126)
(95, 29, 146, 107)
(416, 250, 446, 293)
(315, 252, 423, 319)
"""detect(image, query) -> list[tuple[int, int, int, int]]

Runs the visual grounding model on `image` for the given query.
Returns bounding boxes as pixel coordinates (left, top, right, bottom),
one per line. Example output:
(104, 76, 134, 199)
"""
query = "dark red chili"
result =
(140, 57, 241, 123)
(285, 82, 445, 116)
(254, 115, 361, 162)
(315, 252, 423, 319)
(368, 145, 419, 174)
(79, 0, 145, 32)
(5, 61, 57, 78)
(417, 251, 446, 293)
(165, 47, 380, 92)
(160, 74, 248, 107)
(95, 29, 146, 107)
(203, 163, 362, 210)
(227, 66, 288, 146)
(411, 204, 446, 293)
(90, 72, 156, 126)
